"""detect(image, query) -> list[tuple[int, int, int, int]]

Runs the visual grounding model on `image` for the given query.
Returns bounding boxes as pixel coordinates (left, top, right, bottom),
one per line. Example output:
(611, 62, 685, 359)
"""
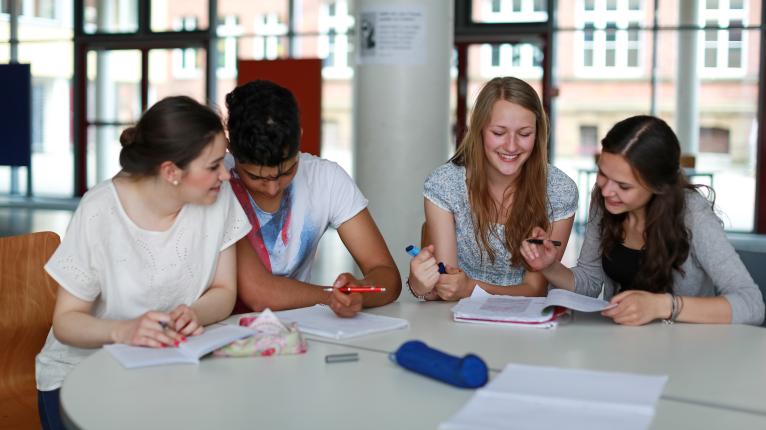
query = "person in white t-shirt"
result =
(225, 80, 401, 317)
(35, 96, 250, 430)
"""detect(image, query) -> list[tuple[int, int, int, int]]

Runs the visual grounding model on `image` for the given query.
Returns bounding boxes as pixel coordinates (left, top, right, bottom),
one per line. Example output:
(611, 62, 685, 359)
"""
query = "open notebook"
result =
(441, 364, 668, 430)
(451, 287, 615, 328)
(272, 305, 409, 340)
(104, 325, 255, 369)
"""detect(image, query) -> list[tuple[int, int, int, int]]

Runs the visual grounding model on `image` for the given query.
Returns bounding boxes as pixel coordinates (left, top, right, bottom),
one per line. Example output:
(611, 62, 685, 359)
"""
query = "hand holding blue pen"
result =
(405, 245, 447, 274)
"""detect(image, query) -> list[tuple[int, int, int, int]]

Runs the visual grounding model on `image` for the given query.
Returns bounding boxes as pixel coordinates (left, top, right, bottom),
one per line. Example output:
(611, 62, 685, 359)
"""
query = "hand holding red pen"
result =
(327, 273, 364, 318)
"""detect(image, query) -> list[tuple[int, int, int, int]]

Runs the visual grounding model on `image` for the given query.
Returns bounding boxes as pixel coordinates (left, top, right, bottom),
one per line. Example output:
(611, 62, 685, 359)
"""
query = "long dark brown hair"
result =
(593, 115, 713, 293)
(451, 77, 549, 266)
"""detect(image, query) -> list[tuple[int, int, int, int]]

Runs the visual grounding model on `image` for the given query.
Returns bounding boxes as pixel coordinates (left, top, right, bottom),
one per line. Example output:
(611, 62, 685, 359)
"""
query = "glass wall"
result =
(0, 0, 74, 197)
(552, 0, 761, 231)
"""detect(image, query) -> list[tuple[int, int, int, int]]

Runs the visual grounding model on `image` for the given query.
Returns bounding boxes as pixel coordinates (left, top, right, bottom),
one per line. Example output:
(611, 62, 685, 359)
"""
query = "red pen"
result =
(323, 286, 387, 293)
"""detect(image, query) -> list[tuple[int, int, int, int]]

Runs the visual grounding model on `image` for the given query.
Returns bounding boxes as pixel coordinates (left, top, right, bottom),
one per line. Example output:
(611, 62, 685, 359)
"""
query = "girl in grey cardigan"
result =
(520, 115, 764, 326)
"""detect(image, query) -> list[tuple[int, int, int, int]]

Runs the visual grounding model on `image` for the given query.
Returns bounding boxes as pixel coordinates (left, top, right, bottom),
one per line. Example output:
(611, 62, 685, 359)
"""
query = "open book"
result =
(441, 363, 668, 430)
(272, 305, 409, 340)
(104, 325, 255, 369)
(451, 288, 615, 328)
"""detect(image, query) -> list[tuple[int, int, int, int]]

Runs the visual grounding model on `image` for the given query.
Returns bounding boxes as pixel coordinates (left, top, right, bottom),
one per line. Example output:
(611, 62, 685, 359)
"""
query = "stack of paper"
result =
(441, 364, 668, 430)
(451, 287, 614, 329)
(273, 305, 409, 340)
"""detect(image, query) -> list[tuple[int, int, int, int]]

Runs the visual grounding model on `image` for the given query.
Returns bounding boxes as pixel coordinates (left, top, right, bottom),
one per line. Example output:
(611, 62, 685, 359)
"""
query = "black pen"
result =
(526, 238, 562, 247)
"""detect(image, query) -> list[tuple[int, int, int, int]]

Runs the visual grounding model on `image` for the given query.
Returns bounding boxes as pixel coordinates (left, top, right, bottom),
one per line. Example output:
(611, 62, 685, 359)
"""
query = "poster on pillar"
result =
(356, 4, 426, 65)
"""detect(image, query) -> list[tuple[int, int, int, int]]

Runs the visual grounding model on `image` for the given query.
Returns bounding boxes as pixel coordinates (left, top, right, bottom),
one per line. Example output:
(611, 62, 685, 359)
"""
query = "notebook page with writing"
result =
(104, 325, 255, 369)
(274, 305, 409, 340)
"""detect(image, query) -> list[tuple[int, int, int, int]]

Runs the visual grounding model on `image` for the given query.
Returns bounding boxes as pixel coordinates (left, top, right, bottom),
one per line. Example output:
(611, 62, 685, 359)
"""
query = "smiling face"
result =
(178, 132, 230, 205)
(482, 100, 536, 182)
(596, 152, 654, 215)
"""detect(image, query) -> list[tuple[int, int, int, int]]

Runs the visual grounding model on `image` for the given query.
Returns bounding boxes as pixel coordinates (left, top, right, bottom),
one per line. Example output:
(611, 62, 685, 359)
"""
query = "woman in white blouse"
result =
(35, 96, 250, 429)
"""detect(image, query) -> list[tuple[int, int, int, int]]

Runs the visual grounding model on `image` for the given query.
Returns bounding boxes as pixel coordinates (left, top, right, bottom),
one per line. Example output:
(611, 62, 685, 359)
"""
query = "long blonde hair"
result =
(451, 77, 550, 266)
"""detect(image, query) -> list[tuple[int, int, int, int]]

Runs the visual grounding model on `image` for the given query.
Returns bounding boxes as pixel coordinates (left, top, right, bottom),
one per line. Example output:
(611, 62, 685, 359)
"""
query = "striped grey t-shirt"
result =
(424, 162, 577, 287)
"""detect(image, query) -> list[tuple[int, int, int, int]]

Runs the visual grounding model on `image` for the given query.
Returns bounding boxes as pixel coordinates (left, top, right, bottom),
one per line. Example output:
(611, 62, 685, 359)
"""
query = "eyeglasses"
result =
(237, 159, 299, 182)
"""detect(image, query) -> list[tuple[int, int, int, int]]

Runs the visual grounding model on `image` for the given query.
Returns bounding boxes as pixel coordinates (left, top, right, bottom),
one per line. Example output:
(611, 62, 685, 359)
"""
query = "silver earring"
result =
(172, 180, 179, 186)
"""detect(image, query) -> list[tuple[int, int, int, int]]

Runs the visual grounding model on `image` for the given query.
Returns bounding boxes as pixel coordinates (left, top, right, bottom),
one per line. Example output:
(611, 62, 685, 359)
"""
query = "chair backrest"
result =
(728, 233, 766, 327)
(0, 231, 60, 428)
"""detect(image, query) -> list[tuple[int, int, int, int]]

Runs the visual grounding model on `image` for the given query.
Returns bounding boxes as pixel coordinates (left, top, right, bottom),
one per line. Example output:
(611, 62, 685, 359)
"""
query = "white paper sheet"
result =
(274, 305, 409, 340)
(440, 364, 668, 430)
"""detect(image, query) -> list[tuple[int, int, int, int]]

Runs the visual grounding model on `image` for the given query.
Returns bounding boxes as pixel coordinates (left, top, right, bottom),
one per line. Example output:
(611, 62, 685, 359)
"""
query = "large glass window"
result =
(555, 0, 762, 232)
(0, 0, 74, 197)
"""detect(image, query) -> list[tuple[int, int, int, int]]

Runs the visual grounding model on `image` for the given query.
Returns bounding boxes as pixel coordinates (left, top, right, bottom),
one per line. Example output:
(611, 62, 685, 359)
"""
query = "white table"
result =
(61, 302, 766, 429)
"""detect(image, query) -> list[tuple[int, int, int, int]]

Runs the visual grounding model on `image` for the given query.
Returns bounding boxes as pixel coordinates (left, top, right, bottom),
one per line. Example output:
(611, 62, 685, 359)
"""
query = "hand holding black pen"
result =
(519, 226, 560, 273)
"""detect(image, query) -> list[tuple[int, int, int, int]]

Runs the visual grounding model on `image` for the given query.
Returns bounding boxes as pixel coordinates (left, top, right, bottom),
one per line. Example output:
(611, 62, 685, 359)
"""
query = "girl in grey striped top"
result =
(407, 77, 577, 301)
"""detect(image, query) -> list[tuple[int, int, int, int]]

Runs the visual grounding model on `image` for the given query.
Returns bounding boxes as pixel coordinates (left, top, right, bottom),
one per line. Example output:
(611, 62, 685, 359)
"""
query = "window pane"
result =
(706, 0, 719, 9)
(553, 29, 652, 225)
(12, 42, 75, 197)
(606, 0, 617, 11)
(148, 48, 207, 106)
(86, 50, 141, 186)
(471, 0, 547, 23)
(660, 0, 759, 27)
(151, 0, 209, 32)
(84, 0, 138, 34)
(628, 48, 639, 67)
(704, 47, 717, 67)
(628, 0, 641, 10)
(655, 29, 761, 231)
(584, 0, 595, 11)
(728, 47, 741, 68)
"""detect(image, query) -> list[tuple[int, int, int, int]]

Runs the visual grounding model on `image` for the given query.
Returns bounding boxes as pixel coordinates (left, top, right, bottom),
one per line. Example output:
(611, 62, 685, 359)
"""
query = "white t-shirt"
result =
(227, 152, 368, 283)
(35, 179, 249, 391)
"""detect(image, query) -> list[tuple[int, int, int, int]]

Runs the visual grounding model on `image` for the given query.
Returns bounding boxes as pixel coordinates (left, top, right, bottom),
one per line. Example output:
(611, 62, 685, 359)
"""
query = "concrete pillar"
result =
(353, 0, 453, 279)
(676, 0, 699, 156)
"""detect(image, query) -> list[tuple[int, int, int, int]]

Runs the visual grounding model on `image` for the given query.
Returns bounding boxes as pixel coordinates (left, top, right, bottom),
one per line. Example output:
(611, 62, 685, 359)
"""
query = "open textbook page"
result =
(441, 364, 668, 430)
(105, 325, 255, 369)
(274, 305, 409, 340)
(451, 287, 615, 326)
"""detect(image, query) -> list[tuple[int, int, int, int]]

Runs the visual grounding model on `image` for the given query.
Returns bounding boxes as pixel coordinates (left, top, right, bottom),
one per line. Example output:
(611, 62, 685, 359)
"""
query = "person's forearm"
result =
(190, 285, 237, 325)
(239, 276, 333, 312)
(53, 311, 125, 349)
(676, 296, 732, 324)
(540, 261, 576, 291)
(359, 265, 401, 308)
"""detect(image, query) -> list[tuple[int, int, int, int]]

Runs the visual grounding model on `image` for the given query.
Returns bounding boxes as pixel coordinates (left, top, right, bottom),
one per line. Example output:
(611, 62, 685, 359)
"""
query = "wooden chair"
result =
(0, 232, 60, 429)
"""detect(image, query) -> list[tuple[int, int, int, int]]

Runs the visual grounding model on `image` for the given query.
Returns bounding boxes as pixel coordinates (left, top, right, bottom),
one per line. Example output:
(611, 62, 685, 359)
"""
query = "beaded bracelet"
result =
(663, 293, 676, 325)
(663, 293, 684, 324)
(406, 278, 427, 301)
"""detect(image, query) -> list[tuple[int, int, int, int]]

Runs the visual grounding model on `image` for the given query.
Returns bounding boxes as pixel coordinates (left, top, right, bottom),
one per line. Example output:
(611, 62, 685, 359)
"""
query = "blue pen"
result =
(405, 245, 447, 274)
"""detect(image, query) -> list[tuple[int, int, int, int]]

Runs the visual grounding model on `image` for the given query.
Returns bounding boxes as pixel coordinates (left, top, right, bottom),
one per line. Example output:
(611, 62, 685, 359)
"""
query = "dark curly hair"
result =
(226, 80, 301, 166)
(118, 95, 223, 176)
(593, 115, 714, 294)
